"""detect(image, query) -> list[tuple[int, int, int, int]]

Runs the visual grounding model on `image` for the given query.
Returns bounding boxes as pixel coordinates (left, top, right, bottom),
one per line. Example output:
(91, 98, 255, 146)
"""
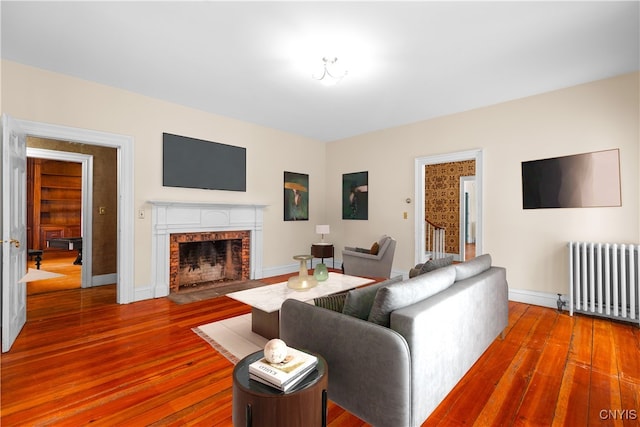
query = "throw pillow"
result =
(342, 275, 403, 320)
(314, 293, 347, 312)
(370, 241, 380, 255)
(419, 255, 454, 275)
(454, 254, 492, 281)
(367, 266, 456, 327)
(409, 264, 424, 278)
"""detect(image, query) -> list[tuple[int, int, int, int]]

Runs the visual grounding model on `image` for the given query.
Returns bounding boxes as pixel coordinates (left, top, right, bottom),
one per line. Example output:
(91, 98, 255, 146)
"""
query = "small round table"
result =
(232, 350, 328, 427)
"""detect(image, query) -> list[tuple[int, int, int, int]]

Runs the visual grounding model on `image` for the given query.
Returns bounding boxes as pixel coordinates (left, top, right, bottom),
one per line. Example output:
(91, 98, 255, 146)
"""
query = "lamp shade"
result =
(315, 225, 330, 235)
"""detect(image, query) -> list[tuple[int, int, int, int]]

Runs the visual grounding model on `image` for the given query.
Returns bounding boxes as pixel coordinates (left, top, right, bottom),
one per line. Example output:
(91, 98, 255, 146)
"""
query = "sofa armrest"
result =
(280, 299, 412, 427)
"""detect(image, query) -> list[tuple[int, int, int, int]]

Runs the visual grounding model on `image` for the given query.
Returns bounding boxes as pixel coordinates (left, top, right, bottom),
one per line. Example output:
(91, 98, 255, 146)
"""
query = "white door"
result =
(2, 114, 28, 352)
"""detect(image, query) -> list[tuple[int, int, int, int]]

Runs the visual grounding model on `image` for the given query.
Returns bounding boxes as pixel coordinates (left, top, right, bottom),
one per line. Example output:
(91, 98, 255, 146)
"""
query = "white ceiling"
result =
(2, 1, 639, 142)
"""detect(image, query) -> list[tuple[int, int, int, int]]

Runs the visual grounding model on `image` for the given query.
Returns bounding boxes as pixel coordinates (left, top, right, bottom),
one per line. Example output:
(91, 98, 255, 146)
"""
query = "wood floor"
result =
(26, 252, 82, 295)
(1, 280, 639, 426)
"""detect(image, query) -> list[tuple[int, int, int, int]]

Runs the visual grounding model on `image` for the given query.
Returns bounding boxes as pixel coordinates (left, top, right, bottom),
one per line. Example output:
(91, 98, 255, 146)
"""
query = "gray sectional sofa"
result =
(280, 254, 509, 427)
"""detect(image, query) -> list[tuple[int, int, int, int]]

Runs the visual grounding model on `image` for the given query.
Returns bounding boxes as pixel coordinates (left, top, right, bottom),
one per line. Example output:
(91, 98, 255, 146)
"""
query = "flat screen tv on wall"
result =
(163, 133, 246, 191)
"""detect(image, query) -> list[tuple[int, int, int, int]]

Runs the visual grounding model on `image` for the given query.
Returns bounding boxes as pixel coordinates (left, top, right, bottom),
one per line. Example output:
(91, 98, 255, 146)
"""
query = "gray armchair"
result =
(342, 235, 396, 278)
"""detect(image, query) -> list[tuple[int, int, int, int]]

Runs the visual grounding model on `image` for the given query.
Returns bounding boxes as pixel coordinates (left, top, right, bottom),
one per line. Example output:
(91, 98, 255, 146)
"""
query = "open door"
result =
(2, 114, 28, 352)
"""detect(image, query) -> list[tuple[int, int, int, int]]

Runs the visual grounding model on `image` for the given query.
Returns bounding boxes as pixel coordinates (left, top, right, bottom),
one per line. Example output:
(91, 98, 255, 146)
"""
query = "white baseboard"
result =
(92, 273, 117, 287)
(134, 285, 155, 302)
(509, 288, 568, 311)
(261, 263, 301, 279)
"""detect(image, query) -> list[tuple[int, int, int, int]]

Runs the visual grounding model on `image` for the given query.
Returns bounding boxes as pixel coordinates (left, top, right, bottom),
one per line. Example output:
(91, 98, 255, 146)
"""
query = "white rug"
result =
(193, 314, 268, 364)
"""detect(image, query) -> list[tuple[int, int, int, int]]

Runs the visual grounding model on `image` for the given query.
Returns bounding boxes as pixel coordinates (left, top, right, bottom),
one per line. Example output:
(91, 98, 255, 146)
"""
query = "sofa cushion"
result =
(454, 254, 492, 281)
(419, 255, 454, 275)
(342, 275, 403, 320)
(367, 266, 456, 327)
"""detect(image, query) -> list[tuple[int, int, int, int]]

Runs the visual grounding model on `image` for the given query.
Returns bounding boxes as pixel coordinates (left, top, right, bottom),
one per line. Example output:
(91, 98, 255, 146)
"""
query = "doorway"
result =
(11, 118, 135, 304)
(414, 149, 483, 265)
(460, 176, 476, 261)
(27, 147, 93, 293)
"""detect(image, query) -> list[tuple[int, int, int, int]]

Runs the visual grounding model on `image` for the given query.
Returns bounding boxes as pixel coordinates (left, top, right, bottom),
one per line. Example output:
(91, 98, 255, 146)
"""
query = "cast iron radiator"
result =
(568, 241, 639, 326)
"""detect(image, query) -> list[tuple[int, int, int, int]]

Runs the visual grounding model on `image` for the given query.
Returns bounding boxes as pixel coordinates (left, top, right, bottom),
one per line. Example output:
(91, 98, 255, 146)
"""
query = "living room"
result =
(2, 2, 638, 307)
(1, 1, 639, 425)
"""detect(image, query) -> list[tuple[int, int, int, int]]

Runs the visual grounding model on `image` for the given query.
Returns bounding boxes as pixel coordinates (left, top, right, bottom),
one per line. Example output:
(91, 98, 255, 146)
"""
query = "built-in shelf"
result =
(27, 158, 82, 250)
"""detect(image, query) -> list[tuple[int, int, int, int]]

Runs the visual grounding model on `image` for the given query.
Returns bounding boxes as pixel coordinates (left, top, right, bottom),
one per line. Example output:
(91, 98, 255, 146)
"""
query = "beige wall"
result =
(326, 72, 639, 295)
(2, 59, 638, 297)
(2, 60, 328, 288)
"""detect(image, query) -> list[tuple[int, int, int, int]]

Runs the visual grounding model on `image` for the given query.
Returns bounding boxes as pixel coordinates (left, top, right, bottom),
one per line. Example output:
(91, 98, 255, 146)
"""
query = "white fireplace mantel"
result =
(150, 201, 267, 297)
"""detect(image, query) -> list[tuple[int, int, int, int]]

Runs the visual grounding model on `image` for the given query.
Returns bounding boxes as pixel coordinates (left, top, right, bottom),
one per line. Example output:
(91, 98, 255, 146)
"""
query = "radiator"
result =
(568, 242, 639, 326)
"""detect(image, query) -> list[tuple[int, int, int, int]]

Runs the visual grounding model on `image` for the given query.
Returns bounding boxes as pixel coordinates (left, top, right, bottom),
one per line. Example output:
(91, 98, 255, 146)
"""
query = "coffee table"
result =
(227, 272, 374, 339)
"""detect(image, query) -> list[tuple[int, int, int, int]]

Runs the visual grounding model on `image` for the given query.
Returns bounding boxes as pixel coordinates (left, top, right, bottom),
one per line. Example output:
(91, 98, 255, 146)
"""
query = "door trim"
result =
(459, 175, 476, 262)
(27, 148, 94, 288)
(414, 149, 483, 265)
(16, 119, 134, 304)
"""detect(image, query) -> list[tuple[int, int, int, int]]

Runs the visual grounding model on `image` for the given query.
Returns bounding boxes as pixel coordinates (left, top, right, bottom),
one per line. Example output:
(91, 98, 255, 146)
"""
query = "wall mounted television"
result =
(163, 133, 246, 191)
(521, 149, 621, 209)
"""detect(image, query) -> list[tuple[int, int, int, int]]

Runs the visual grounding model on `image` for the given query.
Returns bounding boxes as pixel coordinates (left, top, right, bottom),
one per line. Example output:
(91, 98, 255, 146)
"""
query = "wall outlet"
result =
(138, 209, 145, 219)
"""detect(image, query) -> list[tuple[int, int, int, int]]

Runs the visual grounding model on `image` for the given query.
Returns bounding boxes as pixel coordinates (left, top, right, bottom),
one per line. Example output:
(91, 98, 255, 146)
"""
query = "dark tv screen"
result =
(163, 133, 246, 191)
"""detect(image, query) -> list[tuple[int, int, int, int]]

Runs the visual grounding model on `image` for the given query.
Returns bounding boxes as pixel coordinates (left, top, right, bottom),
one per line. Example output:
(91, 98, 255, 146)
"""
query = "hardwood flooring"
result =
(1, 279, 639, 426)
(26, 252, 82, 295)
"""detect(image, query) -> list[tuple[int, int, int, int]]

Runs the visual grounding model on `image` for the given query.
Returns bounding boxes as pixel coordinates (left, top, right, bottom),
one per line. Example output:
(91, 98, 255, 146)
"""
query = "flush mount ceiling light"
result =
(312, 57, 348, 85)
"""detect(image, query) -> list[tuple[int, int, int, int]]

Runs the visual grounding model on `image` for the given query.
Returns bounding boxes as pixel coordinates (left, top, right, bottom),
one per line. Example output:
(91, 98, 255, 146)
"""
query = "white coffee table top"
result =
(226, 272, 375, 313)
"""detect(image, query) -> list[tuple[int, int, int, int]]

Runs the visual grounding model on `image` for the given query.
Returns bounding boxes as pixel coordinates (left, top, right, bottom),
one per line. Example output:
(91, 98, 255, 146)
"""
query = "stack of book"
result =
(249, 347, 318, 392)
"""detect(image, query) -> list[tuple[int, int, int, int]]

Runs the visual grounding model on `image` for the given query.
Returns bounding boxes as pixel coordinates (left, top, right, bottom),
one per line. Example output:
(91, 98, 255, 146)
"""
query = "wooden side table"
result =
(232, 350, 328, 427)
(311, 244, 334, 268)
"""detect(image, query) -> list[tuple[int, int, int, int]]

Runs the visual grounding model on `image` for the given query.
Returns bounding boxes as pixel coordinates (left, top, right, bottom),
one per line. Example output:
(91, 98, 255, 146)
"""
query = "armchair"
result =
(342, 235, 396, 278)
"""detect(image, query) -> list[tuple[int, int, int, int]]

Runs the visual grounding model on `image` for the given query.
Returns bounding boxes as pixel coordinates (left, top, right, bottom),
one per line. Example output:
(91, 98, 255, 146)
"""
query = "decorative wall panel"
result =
(425, 160, 475, 255)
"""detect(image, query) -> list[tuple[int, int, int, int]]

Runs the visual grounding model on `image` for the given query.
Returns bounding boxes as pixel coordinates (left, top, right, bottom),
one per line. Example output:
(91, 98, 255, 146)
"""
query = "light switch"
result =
(403, 212, 408, 219)
(99, 207, 106, 215)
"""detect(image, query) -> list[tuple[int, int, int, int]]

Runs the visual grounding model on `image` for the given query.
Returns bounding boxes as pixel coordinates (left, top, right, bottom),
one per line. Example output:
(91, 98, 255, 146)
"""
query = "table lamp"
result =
(315, 225, 330, 245)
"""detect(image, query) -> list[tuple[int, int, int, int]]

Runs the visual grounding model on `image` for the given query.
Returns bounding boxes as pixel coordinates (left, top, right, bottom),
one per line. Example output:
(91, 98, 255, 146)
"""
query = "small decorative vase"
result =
(313, 263, 329, 281)
(287, 254, 318, 290)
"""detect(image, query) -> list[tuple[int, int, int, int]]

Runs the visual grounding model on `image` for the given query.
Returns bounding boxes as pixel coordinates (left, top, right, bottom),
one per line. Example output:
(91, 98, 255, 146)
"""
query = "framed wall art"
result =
(342, 171, 368, 220)
(521, 149, 621, 209)
(284, 171, 309, 220)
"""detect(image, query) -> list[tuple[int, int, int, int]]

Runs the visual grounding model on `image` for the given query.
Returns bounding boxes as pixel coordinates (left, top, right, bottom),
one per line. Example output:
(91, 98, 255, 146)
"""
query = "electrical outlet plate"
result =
(138, 209, 145, 219)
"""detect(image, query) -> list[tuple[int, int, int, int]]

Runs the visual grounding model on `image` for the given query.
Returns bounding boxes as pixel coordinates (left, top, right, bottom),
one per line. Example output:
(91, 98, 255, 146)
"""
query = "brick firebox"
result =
(169, 230, 250, 293)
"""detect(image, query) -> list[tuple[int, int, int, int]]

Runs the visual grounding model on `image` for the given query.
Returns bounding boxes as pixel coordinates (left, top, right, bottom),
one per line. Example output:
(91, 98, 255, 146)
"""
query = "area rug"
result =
(193, 314, 267, 364)
(169, 280, 267, 304)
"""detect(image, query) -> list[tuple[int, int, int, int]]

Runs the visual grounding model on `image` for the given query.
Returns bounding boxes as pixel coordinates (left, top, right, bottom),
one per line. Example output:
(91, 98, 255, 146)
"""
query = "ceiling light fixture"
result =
(312, 57, 348, 85)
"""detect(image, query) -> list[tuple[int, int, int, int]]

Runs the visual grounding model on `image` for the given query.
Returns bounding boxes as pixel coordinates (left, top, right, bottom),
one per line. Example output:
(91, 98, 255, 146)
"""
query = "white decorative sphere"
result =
(264, 339, 288, 364)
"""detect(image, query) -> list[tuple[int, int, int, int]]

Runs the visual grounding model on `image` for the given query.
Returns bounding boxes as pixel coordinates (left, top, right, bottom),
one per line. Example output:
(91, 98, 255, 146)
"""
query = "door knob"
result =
(1, 239, 20, 248)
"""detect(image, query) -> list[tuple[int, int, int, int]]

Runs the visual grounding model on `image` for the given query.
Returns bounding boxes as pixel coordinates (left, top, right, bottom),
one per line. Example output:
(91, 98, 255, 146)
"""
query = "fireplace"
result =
(170, 230, 250, 293)
(150, 201, 266, 298)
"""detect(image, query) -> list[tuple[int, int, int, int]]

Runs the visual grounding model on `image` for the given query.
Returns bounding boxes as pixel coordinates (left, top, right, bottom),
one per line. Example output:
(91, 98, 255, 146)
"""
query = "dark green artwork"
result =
(342, 171, 368, 220)
(284, 171, 309, 221)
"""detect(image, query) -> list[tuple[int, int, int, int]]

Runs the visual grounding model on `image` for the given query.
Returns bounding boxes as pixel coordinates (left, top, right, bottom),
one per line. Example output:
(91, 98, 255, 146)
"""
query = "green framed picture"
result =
(284, 171, 309, 221)
(342, 171, 368, 220)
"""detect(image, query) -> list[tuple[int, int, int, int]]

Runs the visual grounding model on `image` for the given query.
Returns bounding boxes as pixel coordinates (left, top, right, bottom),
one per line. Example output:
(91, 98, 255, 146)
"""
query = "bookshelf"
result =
(28, 158, 82, 251)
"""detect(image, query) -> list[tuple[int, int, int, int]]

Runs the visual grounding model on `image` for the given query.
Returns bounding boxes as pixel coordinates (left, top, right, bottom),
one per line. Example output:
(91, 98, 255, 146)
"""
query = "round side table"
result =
(232, 350, 328, 427)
